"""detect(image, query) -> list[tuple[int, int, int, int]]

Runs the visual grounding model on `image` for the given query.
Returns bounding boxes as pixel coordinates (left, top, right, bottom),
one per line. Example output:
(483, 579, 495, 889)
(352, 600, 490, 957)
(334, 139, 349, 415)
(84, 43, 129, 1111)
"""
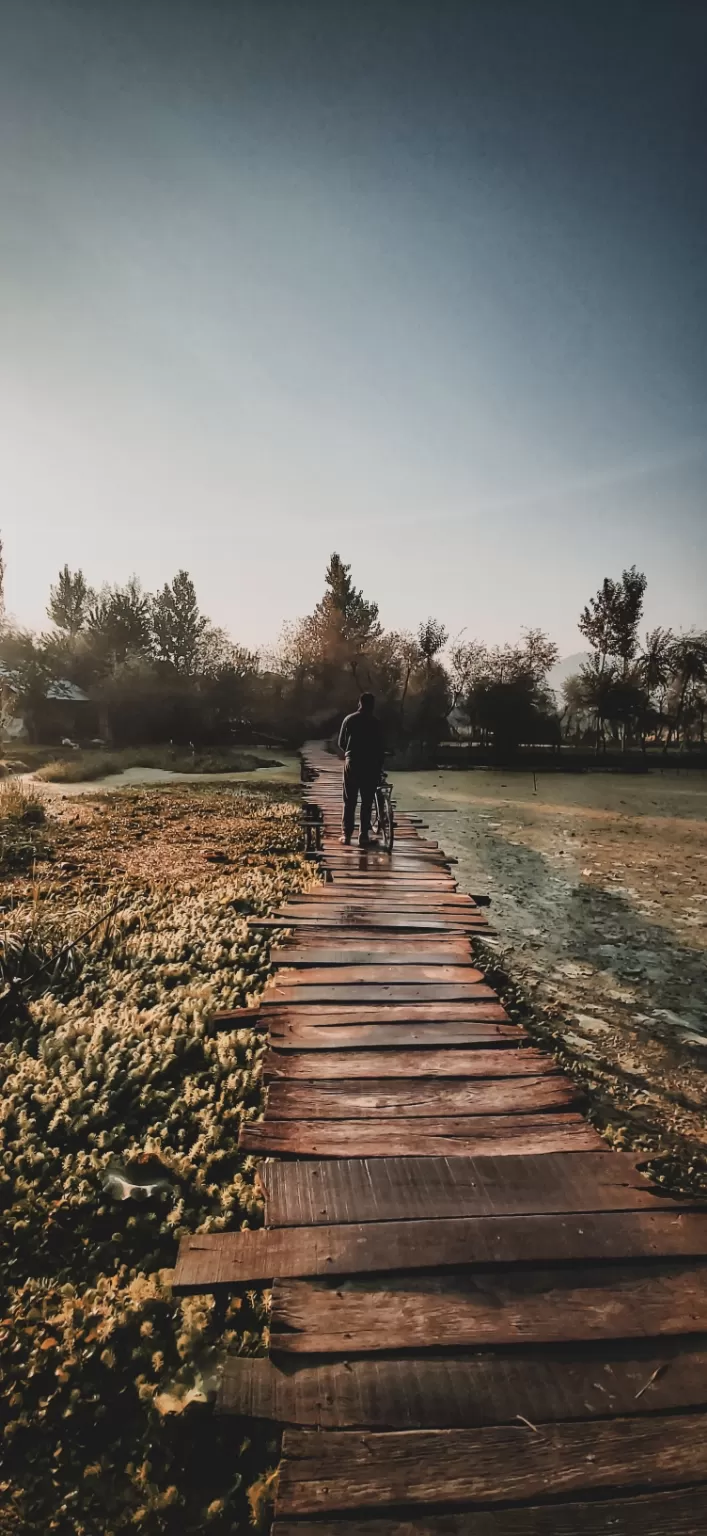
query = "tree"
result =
(0, 628, 54, 743)
(638, 628, 674, 745)
(611, 566, 648, 676)
(417, 618, 448, 674)
(671, 632, 707, 747)
(407, 660, 452, 748)
(577, 655, 619, 751)
(519, 628, 560, 684)
(310, 553, 382, 680)
(47, 565, 95, 635)
(561, 673, 590, 743)
(317, 553, 381, 642)
(151, 570, 208, 674)
(393, 631, 421, 723)
(579, 566, 647, 677)
(448, 639, 488, 708)
(86, 578, 153, 669)
(275, 554, 384, 732)
(468, 674, 559, 755)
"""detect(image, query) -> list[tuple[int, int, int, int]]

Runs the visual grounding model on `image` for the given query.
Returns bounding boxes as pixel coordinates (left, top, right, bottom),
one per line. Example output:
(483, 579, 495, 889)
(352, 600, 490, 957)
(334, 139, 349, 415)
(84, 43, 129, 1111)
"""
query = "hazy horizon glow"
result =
(1, 0, 705, 655)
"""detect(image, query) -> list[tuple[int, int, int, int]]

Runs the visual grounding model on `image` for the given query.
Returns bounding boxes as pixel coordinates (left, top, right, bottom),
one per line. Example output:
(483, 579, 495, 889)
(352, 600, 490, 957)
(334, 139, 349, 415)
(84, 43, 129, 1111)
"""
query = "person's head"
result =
(359, 692, 375, 715)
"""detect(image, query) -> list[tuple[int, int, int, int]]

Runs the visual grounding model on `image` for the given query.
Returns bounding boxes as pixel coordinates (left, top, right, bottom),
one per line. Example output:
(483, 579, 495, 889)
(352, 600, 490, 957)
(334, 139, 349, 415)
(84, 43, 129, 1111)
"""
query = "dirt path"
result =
(397, 768, 707, 1168)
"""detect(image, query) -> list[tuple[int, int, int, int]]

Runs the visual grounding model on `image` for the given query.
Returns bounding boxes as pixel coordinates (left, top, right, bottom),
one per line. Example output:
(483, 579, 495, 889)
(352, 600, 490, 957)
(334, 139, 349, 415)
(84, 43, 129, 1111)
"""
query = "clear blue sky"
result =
(1, 0, 705, 655)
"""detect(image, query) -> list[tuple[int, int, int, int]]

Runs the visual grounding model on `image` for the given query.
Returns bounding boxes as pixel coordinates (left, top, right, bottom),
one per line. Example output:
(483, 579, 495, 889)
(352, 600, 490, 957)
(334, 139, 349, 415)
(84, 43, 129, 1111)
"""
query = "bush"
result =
(0, 784, 49, 873)
(0, 780, 47, 825)
(35, 754, 122, 783)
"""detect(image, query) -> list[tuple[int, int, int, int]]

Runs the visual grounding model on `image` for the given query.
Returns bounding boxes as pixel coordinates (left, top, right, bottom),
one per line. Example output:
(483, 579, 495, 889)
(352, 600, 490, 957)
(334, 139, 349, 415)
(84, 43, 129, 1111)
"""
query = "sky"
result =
(1, 0, 705, 656)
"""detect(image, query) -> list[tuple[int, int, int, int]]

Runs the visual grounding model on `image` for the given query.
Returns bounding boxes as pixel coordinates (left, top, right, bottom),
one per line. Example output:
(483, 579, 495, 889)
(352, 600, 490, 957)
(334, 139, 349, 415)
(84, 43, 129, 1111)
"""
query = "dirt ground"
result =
(398, 767, 707, 1173)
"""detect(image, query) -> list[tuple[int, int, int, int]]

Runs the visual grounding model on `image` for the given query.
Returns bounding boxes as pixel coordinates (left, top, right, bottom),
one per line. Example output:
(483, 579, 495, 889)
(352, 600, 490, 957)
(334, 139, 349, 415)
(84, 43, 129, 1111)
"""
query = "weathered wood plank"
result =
(264, 1077, 577, 1118)
(270, 947, 471, 966)
(270, 1262, 707, 1353)
(250, 917, 476, 932)
(174, 1210, 707, 1290)
(275, 966, 485, 985)
(240, 1113, 600, 1158)
(271, 1487, 707, 1536)
(277, 906, 488, 921)
(316, 880, 460, 891)
(275, 1414, 707, 1513)
(218, 1344, 707, 1426)
(263, 1047, 555, 1078)
(264, 1001, 506, 1024)
(286, 895, 478, 909)
(269, 1021, 521, 1050)
(264, 985, 499, 1004)
(260, 1153, 662, 1227)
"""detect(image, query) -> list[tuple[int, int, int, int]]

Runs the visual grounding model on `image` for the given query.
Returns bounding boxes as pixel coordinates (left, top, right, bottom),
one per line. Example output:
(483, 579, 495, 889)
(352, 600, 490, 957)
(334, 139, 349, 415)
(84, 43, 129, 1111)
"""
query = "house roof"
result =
(46, 680, 90, 703)
(0, 665, 90, 703)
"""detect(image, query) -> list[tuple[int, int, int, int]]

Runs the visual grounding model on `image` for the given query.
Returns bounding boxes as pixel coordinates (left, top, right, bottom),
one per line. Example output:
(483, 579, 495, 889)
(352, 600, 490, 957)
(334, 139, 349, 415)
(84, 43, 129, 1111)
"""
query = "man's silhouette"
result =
(338, 693, 384, 847)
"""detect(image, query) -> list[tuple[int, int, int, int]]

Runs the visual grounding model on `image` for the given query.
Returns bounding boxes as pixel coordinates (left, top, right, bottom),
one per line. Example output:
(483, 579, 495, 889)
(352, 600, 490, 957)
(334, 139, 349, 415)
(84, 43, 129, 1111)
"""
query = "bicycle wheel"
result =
(378, 787, 394, 853)
(369, 789, 381, 841)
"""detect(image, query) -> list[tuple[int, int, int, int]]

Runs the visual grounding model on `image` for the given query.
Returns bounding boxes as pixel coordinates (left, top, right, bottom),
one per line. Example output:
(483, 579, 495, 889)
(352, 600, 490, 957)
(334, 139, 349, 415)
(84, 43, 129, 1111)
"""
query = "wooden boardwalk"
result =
(175, 744, 707, 1532)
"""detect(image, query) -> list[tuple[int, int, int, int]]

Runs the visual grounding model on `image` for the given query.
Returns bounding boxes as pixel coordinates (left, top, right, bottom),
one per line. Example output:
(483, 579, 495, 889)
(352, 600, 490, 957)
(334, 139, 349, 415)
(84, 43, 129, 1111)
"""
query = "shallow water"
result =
(396, 766, 707, 1156)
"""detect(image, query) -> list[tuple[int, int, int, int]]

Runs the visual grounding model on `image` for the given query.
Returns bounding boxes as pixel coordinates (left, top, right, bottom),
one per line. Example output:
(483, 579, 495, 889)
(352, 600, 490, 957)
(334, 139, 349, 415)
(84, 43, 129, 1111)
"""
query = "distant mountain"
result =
(547, 652, 589, 706)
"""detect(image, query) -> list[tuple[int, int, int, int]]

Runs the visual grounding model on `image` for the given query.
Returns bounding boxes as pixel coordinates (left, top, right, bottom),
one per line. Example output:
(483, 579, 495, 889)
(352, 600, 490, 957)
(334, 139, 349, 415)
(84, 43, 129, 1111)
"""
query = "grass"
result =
(0, 782, 316, 1534)
(0, 779, 47, 823)
(34, 747, 282, 784)
(0, 780, 48, 873)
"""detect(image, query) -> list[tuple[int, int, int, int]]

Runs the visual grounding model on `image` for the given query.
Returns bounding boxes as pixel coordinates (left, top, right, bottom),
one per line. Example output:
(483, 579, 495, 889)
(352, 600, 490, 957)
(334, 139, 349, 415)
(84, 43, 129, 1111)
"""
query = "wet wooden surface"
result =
(176, 742, 707, 1530)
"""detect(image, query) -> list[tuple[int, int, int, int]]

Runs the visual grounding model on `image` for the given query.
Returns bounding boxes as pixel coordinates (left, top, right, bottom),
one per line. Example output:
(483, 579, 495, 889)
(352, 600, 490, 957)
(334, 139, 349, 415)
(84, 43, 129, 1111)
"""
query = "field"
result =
(399, 767, 707, 1183)
(0, 780, 315, 1535)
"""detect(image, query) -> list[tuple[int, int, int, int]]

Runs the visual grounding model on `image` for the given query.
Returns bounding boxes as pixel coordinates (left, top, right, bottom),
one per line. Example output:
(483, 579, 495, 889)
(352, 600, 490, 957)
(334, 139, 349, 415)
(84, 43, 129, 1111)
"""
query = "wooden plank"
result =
(272, 1487, 707, 1536)
(270, 947, 471, 965)
(218, 1344, 707, 1425)
(271, 1262, 707, 1353)
(269, 1021, 522, 1050)
(292, 894, 472, 905)
(264, 985, 499, 1004)
(265, 1001, 505, 1024)
(275, 1414, 707, 1514)
(175, 1211, 707, 1289)
(264, 1078, 577, 1118)
(273, 965, 485, 985)
(250, 918, 475, 932)
(315, 884, 458, 897)
(260, 1153, 664, 1227)
(315, 899, 479, 909)
(264, 1047, 556, 1078)
(273, 919, 490, 935)
(319, 879, 460, 890)
(240, 1113, 600, 1158)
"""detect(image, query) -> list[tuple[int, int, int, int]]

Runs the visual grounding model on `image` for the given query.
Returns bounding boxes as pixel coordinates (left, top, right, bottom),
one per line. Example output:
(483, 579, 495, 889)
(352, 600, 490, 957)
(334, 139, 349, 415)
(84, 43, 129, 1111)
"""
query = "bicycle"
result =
(369, 771, 395, 853)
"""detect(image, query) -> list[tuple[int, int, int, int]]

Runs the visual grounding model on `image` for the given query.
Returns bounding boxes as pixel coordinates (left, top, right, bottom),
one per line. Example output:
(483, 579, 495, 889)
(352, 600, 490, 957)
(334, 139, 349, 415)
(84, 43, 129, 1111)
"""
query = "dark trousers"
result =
(342, 761, 378, 841)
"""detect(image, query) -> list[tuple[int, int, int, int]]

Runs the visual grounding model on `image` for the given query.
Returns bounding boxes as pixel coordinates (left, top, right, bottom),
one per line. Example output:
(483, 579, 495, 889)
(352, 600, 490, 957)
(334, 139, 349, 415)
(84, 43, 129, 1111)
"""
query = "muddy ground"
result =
(398, 768, 707, 1176)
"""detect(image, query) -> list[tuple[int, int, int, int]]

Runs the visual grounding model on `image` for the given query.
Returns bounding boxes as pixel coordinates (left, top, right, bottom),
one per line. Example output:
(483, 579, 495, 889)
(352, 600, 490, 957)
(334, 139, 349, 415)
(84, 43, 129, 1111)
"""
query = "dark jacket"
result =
(338, 709, 384, 775)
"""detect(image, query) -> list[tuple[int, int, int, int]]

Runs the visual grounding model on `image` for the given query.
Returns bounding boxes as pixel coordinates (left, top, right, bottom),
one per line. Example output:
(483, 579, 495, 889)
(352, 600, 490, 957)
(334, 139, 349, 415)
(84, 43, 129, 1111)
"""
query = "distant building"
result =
(0, 666, 97, 743)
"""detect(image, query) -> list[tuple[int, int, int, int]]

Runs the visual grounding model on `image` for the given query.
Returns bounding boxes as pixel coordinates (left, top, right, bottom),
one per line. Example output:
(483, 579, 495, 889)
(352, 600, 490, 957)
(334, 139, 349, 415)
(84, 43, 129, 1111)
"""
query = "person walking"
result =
(338, 693, 385, 847)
